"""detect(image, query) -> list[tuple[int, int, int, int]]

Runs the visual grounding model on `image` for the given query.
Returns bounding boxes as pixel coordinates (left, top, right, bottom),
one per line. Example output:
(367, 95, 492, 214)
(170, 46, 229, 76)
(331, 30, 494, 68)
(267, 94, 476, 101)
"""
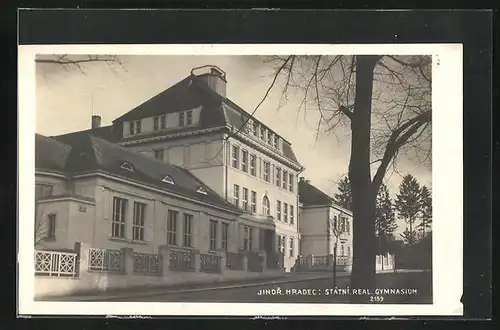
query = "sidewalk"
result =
(41, 272, 345, 302)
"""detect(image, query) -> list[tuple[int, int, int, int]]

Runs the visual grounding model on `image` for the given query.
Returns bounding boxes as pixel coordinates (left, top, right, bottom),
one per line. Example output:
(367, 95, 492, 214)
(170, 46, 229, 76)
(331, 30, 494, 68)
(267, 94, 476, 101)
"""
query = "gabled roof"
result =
(37, 132, 241, 213)
(112, 74, 301, 165)
(298, 179, 333, 206)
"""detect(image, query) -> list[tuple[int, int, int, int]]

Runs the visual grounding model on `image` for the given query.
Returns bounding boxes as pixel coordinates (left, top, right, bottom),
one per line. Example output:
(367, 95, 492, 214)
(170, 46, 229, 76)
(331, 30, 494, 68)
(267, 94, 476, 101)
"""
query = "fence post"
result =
(219, 251, 227, 275)
(158, 245, 171, 276)
(193, 249, 201, 272)
(260, 250, 268, 272)
(242, 253, 249, 272)
(74, 242, 90, 275)
(120, 247, 134, 274)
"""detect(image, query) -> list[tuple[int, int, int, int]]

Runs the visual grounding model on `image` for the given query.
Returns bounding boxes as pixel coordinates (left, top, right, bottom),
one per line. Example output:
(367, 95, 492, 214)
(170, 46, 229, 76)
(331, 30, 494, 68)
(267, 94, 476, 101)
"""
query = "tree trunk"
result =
(349, 55, 379, 302)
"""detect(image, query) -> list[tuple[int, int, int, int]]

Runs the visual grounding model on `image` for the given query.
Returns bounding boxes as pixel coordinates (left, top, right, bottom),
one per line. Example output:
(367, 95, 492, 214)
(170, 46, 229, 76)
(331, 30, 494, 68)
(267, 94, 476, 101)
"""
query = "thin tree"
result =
(375, 183, 398, 266)
(264, 55, 431, 292)
(36, 54, 125, 76)
(333, 176, 352, 210)
(34, 206, 48, 247)
(395, 174, 422, 245)
(418, 185, 432, 238)
(329, 215, 345, 287)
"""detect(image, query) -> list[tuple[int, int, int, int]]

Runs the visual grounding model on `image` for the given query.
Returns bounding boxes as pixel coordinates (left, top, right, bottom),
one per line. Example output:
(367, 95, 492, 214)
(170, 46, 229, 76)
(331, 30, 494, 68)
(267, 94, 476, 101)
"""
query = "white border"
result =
(18, 44, 463, 316)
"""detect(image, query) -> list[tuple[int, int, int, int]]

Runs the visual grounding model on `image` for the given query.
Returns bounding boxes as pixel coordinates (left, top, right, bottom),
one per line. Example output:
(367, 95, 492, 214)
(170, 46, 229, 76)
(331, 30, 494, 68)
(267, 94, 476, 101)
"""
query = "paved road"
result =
(104, 272, 431, 304)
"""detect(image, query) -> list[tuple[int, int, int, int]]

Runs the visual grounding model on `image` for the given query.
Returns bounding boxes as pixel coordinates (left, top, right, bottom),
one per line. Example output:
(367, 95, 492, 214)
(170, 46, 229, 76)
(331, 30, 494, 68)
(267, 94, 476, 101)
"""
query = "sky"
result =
(36, 55, 432, 235)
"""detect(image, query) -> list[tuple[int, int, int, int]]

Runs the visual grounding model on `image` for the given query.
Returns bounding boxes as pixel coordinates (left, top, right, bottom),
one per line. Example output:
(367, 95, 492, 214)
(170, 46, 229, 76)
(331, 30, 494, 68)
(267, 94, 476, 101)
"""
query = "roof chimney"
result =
(91, 115, 101, 129)
(191, 65, 227, 97)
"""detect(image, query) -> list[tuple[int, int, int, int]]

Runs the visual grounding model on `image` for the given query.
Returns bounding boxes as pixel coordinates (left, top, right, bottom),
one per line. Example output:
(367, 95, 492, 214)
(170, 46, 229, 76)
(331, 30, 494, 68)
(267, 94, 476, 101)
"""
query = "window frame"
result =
(289, 173, 294, 192)
(47, 213, 56, 239)
(153, 116, 159, 131)
(132, 201, 146, 241)
(289, 237, 294, 257)
(221, 222, 229, 251)
(129, 121, 135, 135)
(249, 154, 256, 176)
(241, 149, 248, 172)
(112, 197, 127, 238)
(283, 203, 288, 223)
(250, 190, 257, 213)
(179, 112, 185, 126)
(276, 167, 281, 187)
(242, 187, 249, 211)
(160, 114, 166, 129)
(277, 200, 282, 221)
(182, 213, 193, 248)
(262, 195, 270, 216)
(135, 120, 142, 134)
(167, 210, 178, 246)
(290, 205, 295, 224)
(209, 220, 218, 251)
(263, 161, 270, 182)
(233, 184, 240, 207)
(186, 110, 193, 125)
(282, 170, 288, 190)
(231, 145, 239, 168)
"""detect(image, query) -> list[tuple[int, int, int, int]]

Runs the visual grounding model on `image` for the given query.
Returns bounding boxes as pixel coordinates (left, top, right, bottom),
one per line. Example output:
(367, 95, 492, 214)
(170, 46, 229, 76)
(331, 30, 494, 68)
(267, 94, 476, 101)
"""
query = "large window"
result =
(242, 187, 249, 211)
(35, 183, 53, 200)
(244, 226, 253, 250)
(276, 167, 281, 187)
(263, 161, 270, 182)
(167, 210, 178, 245)
(262, 195, 270, 215)
(209, 220, 218, 251)
(232, 145, 239, 168)
(289, 173, 294, 192)
(222, 222, 229, 251)
(283, 203, 288, 223)
(282, 171, 288, 190)
(241, 150, 248, 172)
(233, 184, 240, 207)
(112, 197, 127, 238)
(277, 201, 281, 221)
(47, 214, 56, 239)
(250, 191, 257, 213)
(289, 238, 294, 257)
(182, 213, 193, 247)
(132, 202, 146, 241)
(290, 205, 295, 224)
(278, 235, 285, 255)
(250, 154, 256, 176)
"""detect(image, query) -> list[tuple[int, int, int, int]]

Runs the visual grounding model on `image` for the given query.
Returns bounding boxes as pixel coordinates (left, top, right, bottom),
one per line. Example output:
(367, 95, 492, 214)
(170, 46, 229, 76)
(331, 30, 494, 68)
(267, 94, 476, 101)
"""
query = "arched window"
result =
(262, 195, 270, 216)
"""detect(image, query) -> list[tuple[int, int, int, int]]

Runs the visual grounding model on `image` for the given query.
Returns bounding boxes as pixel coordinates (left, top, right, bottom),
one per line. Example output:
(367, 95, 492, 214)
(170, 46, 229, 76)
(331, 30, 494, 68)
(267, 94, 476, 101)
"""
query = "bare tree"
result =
(329, 215, 346, 287)
(34, 206, 48, 247)
(36, 54, 124, 75)
(263, 54, 431, 297)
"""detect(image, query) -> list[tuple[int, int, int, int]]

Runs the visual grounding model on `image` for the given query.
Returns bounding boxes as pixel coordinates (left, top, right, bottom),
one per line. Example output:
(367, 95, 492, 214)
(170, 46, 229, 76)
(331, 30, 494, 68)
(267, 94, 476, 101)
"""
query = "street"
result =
(88, 271, 431, 304)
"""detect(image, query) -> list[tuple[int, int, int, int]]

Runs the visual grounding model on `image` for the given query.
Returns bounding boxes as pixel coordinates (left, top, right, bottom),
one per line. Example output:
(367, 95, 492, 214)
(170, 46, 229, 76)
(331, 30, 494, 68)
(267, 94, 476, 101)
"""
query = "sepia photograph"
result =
(18, 44, 463, 316)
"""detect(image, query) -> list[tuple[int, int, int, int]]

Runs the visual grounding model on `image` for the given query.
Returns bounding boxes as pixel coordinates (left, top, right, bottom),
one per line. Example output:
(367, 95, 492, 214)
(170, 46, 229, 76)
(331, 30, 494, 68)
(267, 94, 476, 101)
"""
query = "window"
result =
(262, 195, 270, 215)
(283, 203, 288, 223)
(278, 235, 285, 255)
(289, 173, 294, 192)
(135, 120, 142, 134)
(250, 191, 257, 213)
(132, 202, 146, 241)
(282, 171, 288, 189)
(273, 135, 278, 148)
(153, 116, 159, 131)
(260, 126, 266, 140)
(244, 226, 253, 250)
(179, 112, 185, 126)
(242, 187, 249, 211)
(167, 210, 178, 245)
(35, 183, 53, 200)
(241, 150, 248, 172)
(231, 145, 239, 168)
(252, 122, 258, 136)
(263, 161, 270, 182)
(160, 115, 166, 129)
(347, 246, 351, 257)
(276, 167, 281, 187)
(332, 215, 338, 232)
(289, 238, 294, 257)
(209, 220, 217, 251)
(277, 201, 282, 221)
(162, 175, 175, 185)
(47, 214, 56, 239)
(182, 214, 193, 247)
(112, 197, 127, 238)
(233, 184, 240, 207)
(268, 132, 273, 145)
(222, 222, 229, 251)
(341, 244, 345, 256)
(186, 110, 193, 125)
(250, 154, 256, 176)
(290, 205, 294, 224)
(196, 186, 208, 195)
(120, 162, 134, 172)
(154, 149, 164, 161)
(129, 121, 135, 135)
(346, 219, 350, 234)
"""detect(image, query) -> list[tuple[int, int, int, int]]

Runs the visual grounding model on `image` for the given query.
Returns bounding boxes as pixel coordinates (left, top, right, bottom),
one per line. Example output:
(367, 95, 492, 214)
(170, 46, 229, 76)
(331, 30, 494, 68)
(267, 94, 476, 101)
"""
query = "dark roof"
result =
(37, 132, 241, 213)
(35, 134, 72, 172)
(53, 125, 120, 143)
(112, 74, 300, 165)
(298, 180, 334, 206)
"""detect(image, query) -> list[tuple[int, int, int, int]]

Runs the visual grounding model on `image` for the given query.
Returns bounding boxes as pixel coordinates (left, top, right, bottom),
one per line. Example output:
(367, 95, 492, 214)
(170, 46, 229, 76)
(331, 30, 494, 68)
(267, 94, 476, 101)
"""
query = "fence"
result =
(169, 248, 196, 272)
(35, 250, 78, 277)
(200, 253, 222, 273)
(246, 252, 263, 272)
(88, 248, 124, 272)
(226, 252, 244, 270)
(133, 252, 162, 276)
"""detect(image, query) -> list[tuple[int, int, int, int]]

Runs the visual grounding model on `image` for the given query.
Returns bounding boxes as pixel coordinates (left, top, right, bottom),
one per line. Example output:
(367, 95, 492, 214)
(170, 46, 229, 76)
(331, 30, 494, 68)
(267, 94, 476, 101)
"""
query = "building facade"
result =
(81, 65, 304, 271)
(298, 178, 353, 264)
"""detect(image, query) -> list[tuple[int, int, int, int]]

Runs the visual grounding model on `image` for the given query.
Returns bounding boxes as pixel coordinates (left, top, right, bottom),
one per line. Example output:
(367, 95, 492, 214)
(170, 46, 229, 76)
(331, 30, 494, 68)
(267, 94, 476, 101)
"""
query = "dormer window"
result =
(153, 116, 159, 131)
(196, 186, 208, 195)
(162, 175, 175, 185)
(260, 127, 266, 140)
(186, 110, 193, 125)
(129, 121, 135, 135)
(179, 112, 185, 126)
(120, 162, 134, 172)
(268, 132, 273, 145)
(273, 135, 278, 148)
(160, 115, 166, 129)
(135, 120, 142, 134)
(253, 122, 258, 136)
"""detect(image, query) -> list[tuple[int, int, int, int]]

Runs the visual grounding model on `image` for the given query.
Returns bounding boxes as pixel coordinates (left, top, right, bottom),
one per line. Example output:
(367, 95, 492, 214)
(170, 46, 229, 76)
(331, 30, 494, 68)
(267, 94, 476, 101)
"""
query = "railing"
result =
(226, 252, 244, 270)
(169, 248, 195, 272)
(247, 252, 263, 272)
(336, 256, 350, 266)
(266, 252, 283, 269)
(312, 255, 329, 268)
(35, 250, 78, 277)
(200, 253, 222, 273)
(133, 252, 162, 276)
(88, 248, 123, 272)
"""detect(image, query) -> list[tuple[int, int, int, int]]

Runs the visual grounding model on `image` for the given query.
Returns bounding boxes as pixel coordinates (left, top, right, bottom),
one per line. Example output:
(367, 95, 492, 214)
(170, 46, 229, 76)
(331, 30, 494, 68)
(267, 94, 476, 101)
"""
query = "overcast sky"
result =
(36, 55, 432, 235)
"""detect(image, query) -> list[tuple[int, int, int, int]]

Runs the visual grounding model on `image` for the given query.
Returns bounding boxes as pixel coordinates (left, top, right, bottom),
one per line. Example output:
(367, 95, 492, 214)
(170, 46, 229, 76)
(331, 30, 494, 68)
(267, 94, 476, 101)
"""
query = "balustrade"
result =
(35, 250, 78, 277)
(200, 253, 222, 273)
(88, 248, 123, 272)
(169, 248, 195, 272)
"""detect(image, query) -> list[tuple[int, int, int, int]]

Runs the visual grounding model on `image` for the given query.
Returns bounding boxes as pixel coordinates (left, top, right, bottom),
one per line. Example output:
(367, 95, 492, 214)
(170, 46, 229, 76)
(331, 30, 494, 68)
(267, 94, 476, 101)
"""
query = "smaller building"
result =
(297, 177, 353, 271)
